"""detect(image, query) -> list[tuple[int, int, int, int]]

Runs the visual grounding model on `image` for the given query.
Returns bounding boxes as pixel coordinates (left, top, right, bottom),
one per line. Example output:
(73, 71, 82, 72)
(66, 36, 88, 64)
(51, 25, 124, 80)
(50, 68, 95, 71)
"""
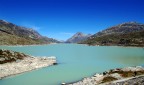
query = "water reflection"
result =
(112, 56, 144, 65)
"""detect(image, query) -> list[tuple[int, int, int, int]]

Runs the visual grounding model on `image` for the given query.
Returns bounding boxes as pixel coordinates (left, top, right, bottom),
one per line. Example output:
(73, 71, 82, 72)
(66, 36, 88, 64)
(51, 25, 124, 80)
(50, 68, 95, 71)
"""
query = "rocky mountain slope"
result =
(80, 22, 144, 46)
(0, 20, 59, 45)
(93, 22, 144, 37)
(66, 32, 91, 43)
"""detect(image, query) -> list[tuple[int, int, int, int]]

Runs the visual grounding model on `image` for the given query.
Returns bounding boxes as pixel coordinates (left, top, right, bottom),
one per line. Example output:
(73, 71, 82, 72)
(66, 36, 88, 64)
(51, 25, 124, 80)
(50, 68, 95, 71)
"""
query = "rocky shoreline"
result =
(0, 49, 56, 79)
(67, 66, 144, 85)
(0, 43, 57, 47)
(100, 75, 144, 85)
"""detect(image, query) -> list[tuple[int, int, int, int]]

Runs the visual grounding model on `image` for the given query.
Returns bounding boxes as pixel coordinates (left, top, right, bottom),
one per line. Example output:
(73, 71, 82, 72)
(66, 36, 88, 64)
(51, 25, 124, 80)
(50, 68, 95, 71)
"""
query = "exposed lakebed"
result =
(0, 44, 144, 85)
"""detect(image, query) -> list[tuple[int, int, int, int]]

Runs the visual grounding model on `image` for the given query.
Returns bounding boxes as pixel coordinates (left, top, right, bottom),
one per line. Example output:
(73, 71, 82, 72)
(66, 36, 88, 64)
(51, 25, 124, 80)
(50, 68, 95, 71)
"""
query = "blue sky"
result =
(0, 0, 144, 40)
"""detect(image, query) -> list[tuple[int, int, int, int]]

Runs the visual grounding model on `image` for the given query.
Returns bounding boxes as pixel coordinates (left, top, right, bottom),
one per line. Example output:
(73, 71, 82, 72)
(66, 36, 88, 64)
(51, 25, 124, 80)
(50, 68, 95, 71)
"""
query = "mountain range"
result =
(0, 20, 59, 45)
(0, 20, 144, 46)
(65, 32, 91, 43)
(80, 22, 144, 46)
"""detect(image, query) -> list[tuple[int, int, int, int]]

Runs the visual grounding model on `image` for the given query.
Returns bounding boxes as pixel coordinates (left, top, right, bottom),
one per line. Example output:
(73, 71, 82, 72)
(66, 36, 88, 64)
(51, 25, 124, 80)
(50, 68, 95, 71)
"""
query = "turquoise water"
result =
(0, 44, 144, 85)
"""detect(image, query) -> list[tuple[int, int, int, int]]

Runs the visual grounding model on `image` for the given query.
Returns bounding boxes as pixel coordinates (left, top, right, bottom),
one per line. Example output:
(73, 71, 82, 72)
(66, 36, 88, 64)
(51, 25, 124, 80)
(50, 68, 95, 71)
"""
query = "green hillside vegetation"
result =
(80, 22, 144, 47)
(0, 20, 59, 45)
(0, 31, 42, 45)
(80, 30, 144, 46)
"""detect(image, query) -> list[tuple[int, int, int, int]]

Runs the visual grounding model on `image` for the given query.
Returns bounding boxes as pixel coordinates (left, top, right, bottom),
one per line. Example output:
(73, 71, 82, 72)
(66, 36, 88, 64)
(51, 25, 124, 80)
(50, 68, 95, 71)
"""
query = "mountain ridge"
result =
(0, 20, 59, 45)
(80, 22, 144, 46)
(92, 22, 144, 37)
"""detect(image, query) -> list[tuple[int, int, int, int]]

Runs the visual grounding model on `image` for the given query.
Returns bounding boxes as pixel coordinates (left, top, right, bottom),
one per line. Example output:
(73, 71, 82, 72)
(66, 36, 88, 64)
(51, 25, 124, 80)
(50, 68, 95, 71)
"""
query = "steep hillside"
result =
(66, 32, 91, 43)
(80, 22, 144, 46)
(93, 22, 144, 37)
(0, 20, 58, 45)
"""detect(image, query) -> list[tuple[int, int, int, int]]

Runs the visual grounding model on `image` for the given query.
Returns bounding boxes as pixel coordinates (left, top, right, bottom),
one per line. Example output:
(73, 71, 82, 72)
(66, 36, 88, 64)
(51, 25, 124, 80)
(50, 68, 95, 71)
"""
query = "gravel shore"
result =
(0, 56, 56, 79)
(67, 66, 144, 85)
(100, 75, 144, 85)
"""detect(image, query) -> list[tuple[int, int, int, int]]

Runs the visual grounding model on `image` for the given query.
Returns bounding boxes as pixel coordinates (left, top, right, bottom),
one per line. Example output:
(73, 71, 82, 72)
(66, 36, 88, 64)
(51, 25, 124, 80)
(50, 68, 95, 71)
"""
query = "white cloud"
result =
(20, 22, 41, 31)
(60, 32, 74, 35)
(28, 25, 41, 31)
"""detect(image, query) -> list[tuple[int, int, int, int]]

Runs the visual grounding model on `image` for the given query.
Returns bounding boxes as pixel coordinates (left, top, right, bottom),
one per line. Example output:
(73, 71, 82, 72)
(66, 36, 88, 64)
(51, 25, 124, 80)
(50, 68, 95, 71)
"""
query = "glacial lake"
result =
(0, 44, 144, 85)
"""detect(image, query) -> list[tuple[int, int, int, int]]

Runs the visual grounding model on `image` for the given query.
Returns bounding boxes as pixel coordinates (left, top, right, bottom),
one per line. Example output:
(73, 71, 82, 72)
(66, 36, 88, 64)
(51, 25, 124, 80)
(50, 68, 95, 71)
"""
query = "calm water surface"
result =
(0, 44, 144, 85)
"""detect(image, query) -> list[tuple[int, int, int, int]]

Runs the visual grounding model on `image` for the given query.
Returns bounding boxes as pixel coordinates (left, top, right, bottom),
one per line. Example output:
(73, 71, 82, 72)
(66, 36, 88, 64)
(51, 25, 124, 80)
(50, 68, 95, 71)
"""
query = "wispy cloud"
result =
(60, 32, 74, 35)
(20, 22, 41, 31)
(28, 25, 41, 31)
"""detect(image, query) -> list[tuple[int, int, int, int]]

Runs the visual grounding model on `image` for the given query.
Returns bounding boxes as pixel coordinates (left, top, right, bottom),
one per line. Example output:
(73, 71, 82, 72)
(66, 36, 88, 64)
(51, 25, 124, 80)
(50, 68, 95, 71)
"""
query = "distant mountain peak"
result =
(76, 32, 82, 34)
(73, 32, 86, 37)
(66, 32, 91, 43)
